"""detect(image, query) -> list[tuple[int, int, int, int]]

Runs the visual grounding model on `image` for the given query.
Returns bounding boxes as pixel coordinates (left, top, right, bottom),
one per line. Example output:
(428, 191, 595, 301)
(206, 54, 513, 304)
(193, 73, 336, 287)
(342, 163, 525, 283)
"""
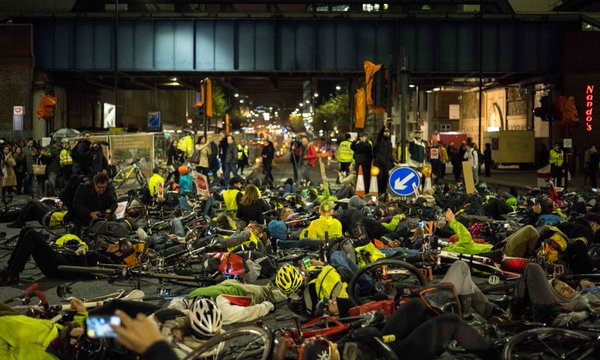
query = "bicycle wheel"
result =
(112, 169, 127, 189)
(41, 210, 71, 237)
(183, 326, 272, 360)
(349, 259, 427, 306)
(136, 171, 147, 189)
(502, 327, 593, 360)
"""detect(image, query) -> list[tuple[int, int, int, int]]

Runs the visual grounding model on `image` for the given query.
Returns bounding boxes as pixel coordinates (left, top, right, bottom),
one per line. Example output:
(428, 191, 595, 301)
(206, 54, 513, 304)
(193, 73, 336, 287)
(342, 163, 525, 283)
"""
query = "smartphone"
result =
(503, 223, 509, 229)
(371, 195, 377, 203)
(418, 221, 424, 229)
(85, 315, 121, 339)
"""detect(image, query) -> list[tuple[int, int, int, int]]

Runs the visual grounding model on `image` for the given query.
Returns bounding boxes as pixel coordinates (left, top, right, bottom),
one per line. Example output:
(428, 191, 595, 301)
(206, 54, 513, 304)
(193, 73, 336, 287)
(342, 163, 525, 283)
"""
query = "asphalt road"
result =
(0, 157, 573, 359)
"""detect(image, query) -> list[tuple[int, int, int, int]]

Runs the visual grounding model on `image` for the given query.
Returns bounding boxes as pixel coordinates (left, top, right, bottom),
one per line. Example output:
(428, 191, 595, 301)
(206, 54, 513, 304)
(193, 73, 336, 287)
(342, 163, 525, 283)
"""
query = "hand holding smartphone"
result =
(86, 315, 121, 339)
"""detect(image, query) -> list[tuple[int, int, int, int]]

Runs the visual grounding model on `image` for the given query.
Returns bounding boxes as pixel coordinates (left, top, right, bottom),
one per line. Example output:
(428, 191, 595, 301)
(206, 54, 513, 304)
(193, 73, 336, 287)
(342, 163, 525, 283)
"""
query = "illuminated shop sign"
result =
(585, 85, 593, 132)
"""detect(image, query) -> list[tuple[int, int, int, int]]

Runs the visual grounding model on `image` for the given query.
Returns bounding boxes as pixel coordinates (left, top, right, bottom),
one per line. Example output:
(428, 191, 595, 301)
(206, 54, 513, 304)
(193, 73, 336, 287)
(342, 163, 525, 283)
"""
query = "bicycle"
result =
(502, 327, 600, 360)
(183, 326, 272, 360)
(111, 159, 147, 190)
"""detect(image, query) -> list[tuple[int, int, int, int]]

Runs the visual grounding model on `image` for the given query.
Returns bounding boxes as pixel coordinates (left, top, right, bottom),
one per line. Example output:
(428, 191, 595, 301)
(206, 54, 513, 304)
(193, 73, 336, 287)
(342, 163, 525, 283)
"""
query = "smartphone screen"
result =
(371, 195, 377, 203)
(86, 315, 121, 339)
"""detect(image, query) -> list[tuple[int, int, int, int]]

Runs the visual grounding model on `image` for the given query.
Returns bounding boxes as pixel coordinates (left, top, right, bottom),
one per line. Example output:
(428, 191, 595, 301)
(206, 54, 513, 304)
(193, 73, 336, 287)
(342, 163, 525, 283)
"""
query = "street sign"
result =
(147, 111, 161, 131)
(13, 106, 24, 131)
(388, 166, 420, 196)
(13, 106, 24, 115)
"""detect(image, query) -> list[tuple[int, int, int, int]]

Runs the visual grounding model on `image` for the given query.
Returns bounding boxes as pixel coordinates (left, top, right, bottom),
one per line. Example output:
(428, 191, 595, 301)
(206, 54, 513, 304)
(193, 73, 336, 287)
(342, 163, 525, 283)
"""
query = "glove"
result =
(75, 244, 88, 256)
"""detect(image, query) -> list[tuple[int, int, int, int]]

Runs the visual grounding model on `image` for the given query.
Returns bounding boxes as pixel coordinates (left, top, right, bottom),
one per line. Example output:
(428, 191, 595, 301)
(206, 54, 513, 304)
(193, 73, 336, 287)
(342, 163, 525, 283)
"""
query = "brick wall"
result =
(0, 25, 33, 132)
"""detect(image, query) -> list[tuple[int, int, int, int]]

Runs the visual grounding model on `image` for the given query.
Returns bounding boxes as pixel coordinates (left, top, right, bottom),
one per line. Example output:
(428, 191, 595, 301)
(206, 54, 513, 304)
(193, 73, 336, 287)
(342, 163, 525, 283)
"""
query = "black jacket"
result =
(237, 199, 270, 224)
(351, 140, 373, 167)
(373, 128, 394, 169)
(262, 141, 275, 161)
(70, 182, 118, 226)
(73, 140, 92, 174)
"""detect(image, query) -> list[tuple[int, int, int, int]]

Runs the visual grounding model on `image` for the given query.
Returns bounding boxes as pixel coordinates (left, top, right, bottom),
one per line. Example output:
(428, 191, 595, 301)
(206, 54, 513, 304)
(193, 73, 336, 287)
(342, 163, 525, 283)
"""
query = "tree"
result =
(289, 113, 306, 133)
(313, 94, 350, 133)
(210, 84, 228, 118)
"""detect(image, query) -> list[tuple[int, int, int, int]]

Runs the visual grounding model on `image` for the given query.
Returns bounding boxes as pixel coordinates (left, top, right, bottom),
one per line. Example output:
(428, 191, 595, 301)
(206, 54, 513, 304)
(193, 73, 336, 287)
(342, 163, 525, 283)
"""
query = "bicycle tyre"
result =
(348, 259, 427, 306)
(112, 169, 127, 189)
(136, 171, 147, 189)
(502, 327, 593, 360)
(41, 211, 70, 237)
(183, 326, 272, 360)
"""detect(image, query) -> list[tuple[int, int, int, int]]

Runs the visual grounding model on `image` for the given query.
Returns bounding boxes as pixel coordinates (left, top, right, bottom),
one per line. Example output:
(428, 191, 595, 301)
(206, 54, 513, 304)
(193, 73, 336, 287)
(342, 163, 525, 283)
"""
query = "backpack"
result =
(59, 175, 85, 209)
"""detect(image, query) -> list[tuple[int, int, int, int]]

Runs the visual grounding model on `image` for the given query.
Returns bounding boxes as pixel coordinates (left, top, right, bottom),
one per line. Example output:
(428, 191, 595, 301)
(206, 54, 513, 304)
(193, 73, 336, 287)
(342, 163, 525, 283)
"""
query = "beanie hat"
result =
(319, 200, 335, 213)
(348, 195, 367, 210)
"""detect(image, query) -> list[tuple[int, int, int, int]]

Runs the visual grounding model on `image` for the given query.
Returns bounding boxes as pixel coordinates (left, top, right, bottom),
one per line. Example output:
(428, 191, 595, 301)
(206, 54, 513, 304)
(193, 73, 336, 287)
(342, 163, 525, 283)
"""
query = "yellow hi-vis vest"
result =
(177, 135, 194, 158)
(237, 144, 249, 160)
(60, 148, 73, 166)
(0, 315, 61, 359)
(309, 265, 349, 301)
(223, 189, 241, 212)
(148, 173, 165, 196)
(336, 140, 353, 163)
(549, 149, 564, 167)
(227, 231, 259, 252)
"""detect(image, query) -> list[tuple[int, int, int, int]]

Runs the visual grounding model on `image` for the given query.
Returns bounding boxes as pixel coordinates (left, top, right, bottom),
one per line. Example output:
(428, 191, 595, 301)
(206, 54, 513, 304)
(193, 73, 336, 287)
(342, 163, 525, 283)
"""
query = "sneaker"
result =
(136, 228, 148, 242)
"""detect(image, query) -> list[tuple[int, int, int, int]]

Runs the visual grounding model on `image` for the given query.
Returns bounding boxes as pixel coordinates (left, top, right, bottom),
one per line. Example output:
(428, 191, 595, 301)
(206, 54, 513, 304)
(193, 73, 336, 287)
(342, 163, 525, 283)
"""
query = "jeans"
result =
(329, 250, 374, 293)
(224, 162, 237, 182)
(171, 217, 185, 237)
(179, 195, 191, 211)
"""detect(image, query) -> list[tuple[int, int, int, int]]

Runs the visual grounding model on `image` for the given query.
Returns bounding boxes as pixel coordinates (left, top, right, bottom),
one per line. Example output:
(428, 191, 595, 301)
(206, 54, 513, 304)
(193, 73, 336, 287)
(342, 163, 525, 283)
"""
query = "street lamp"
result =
(234, 93, 239, 98)
(335, 85, 341, 91)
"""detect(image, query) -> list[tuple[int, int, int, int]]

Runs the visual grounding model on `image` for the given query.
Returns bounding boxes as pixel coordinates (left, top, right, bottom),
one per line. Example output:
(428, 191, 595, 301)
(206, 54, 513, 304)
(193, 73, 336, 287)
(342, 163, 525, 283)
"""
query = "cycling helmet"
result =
(189, 298, 222, 338)
(178, 165, 189, 174)
(275, 264, 303, 295)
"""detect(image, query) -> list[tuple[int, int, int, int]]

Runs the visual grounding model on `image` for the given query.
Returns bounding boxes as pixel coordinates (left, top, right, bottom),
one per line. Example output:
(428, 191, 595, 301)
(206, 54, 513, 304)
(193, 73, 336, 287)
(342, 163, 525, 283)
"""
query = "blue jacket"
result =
(178, 174, 194, 195)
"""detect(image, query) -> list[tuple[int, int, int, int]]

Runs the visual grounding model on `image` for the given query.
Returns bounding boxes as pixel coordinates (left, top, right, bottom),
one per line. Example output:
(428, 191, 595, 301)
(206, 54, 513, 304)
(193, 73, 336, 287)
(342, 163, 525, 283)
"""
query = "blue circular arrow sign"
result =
(388, 167, 421, 196)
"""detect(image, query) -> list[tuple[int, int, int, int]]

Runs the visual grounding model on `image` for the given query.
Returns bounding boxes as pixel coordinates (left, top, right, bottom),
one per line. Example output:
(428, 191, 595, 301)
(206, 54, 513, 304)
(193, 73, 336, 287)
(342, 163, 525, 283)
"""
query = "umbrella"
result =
(51, 128, 81, 140)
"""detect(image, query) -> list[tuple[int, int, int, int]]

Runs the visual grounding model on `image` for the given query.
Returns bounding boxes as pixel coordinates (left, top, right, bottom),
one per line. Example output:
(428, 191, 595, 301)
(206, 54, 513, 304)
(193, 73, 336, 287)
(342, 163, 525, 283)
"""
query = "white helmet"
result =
(189, 298, 222, 338)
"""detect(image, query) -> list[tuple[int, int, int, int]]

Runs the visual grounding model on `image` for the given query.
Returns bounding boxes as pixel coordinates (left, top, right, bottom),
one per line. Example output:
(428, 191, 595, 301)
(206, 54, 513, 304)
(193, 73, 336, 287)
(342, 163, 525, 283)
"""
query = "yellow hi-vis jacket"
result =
(336, 140, 353, 163)
(549, 149, 564, 167)
(148, 173, 165, 196)
(308, 265, 349, 301)
(223, 189, 241, 212)
(59, 148, 73, 166)
(177, 135, 194, 158)
(237, 144, 249, 160)
(300, 216, 343, 239)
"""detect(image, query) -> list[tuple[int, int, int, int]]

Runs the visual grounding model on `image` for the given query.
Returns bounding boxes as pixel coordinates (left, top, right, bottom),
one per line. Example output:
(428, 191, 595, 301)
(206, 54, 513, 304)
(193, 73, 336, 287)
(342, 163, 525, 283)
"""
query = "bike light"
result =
(371, 166, 380, 176)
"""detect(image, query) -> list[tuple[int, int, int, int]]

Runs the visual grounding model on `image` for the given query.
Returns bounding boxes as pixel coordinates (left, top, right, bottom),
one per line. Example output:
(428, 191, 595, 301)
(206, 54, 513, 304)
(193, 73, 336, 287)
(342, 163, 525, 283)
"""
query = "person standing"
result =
(45, 141, 62, 196)
(2, 145, 16, 199)
(59, 139, 73, 183)
(13, 146, 25, 194)
(176, 130, 194, 161)
(195, 135, 212, 177)
(22, 138, 39, 195)
(89, 142, 108, 177)
(447, 142, 461, 183)
(549, 142, 564, 187)
(483, 143, 493, 178)
(261, 138, 275, 186)
(71, 133, 92, 177)
(588, 145, 599, 189)
(429, 140, 441, 183)
(219, 132, 229, 173)
(336, 134, 354, 175)
(237, 140, 249, 175)
(223, 135, 238, 182)
(208, 135, 220, 183)
(351, 133, 373, 192)
(464, 143, 479, 185)
(439, 141, 448, 181)
(373, 127, 397, 194)
(290, 137, 302, 182)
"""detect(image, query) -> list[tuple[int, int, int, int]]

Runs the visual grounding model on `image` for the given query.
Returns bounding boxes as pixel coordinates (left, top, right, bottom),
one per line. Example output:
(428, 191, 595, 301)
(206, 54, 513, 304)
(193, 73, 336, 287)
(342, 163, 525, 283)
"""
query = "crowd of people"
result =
(1, 128, 600, 360)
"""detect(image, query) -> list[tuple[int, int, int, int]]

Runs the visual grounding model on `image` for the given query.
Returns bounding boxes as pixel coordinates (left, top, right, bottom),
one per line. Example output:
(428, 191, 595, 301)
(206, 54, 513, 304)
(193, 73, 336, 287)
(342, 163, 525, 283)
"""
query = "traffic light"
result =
(533, 95, 556, 122)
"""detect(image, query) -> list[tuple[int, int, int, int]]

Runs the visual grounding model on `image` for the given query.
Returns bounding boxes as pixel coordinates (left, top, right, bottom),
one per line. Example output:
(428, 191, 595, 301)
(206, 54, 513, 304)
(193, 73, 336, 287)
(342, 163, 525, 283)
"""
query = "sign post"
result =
(388, 166, 421, 197)
(13, 106, 24, 132)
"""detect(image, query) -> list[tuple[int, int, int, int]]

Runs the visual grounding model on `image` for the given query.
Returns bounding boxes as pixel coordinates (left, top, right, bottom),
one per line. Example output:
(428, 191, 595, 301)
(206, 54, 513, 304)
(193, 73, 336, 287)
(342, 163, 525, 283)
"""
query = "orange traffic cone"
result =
(355, 165, 365, 197)
(368, 174, 378, 196)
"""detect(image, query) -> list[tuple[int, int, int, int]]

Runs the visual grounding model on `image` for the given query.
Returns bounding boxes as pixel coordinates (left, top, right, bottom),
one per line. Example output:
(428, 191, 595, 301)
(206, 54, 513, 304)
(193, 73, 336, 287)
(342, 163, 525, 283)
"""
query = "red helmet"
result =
(178, 165, 189, 174)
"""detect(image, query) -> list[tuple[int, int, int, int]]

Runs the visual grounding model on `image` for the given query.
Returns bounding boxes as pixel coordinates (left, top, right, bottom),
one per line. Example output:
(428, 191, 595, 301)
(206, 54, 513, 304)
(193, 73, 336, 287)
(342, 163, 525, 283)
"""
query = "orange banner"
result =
(363, 60, 382, 106)
(206, 78, 213, 118)
(225, 113, 230, 133)
(354, 88, 366, 129)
